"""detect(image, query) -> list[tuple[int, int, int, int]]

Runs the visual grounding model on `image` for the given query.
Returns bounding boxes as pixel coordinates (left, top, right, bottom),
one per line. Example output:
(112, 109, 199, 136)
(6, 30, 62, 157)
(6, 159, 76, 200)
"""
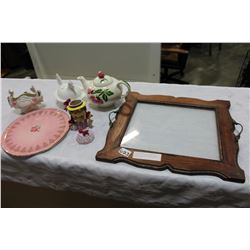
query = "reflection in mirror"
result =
(121, 103, 220, 160)
(121, 130, 140, 144)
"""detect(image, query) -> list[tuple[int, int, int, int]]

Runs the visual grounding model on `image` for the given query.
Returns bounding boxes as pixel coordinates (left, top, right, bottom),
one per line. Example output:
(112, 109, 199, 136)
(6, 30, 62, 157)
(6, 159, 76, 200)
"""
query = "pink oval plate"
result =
(1, 108, 70, 157)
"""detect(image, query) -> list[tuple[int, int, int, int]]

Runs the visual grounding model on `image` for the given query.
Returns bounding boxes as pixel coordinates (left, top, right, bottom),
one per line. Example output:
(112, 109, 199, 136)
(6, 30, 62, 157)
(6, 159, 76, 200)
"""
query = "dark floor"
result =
(181, 43, 250, 87)
(1, 181, 146, 208)
(2, 68, 36, 79)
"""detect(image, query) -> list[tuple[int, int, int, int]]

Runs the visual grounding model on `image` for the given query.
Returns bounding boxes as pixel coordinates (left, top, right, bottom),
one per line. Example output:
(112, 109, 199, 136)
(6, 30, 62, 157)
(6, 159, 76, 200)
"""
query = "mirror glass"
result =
(121, 102, 220, 160)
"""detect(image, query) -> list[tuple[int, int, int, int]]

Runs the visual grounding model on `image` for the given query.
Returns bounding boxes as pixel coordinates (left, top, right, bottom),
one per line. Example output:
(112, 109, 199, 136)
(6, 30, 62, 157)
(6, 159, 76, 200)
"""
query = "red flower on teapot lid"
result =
(97, 71, 105, 79)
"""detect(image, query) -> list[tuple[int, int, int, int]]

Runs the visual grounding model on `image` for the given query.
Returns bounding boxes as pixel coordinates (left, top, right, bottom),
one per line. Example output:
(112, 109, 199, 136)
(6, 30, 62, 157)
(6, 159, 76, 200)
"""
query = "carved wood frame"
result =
(96, 92, 245, 183)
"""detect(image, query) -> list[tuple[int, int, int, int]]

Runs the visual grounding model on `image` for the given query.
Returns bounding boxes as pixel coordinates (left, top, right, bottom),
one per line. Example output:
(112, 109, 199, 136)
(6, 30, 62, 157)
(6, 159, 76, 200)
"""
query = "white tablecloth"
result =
(1, 78, 250, 207)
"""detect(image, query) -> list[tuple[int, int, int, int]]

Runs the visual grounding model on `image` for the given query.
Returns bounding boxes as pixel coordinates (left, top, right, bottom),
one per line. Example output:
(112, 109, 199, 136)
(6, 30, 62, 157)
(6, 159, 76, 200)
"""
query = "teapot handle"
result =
(117, 80, 131, 98)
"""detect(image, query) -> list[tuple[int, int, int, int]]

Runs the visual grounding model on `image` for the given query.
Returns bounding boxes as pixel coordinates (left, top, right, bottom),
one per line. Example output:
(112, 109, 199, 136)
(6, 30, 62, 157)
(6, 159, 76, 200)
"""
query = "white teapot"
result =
(77, 71, 130, 108)
(55, 73, 86, 108)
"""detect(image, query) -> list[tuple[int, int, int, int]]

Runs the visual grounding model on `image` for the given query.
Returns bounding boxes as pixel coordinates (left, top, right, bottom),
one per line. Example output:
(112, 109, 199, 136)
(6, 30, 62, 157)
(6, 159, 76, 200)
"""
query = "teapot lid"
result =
(93, 71, 113, 87)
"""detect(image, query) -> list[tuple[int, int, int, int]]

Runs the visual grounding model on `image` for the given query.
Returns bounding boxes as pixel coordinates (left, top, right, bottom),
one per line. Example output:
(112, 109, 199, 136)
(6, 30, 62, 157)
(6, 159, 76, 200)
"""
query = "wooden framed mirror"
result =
(96, 92, 245, 183)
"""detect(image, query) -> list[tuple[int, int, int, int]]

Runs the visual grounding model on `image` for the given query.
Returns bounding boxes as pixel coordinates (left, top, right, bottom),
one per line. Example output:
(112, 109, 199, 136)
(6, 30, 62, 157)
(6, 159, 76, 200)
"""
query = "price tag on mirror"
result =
(118, 148, 132, 157)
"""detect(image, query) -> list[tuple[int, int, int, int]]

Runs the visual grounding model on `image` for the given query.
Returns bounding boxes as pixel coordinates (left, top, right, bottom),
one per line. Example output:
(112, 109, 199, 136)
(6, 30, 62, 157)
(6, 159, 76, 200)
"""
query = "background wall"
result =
(27, 43, 161, 82)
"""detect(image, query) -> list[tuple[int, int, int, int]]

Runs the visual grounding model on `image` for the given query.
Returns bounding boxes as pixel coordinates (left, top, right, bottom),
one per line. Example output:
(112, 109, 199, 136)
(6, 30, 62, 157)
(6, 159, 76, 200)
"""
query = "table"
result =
(1, 78, 250, 207)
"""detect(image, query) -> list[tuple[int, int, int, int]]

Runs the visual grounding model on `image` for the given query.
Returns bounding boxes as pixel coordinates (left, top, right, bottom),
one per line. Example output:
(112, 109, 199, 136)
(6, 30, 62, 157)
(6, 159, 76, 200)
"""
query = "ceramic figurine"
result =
(7, 86, 44, 114)
(77, 71, 131, 108)
(64, 99, 93, 131)
(76, 128, 95, 144)
(55, 73, 86, 108)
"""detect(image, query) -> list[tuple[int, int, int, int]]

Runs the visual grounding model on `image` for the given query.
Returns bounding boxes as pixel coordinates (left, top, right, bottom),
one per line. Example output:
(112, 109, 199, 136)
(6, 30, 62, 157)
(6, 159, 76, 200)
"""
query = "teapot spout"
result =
(77, 76, 88, 91)
(56, 73, 63, 85)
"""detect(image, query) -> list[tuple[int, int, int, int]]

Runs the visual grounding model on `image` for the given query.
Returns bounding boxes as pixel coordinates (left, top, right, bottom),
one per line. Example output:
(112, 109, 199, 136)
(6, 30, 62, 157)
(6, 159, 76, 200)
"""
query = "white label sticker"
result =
(119, 148, 132, 157)
(132, 151, 162, 161)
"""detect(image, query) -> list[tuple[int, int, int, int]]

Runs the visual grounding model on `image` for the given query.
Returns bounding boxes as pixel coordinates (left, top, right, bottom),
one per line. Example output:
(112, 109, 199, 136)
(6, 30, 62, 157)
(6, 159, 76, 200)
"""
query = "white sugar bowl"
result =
(55, 73, 86, 108)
